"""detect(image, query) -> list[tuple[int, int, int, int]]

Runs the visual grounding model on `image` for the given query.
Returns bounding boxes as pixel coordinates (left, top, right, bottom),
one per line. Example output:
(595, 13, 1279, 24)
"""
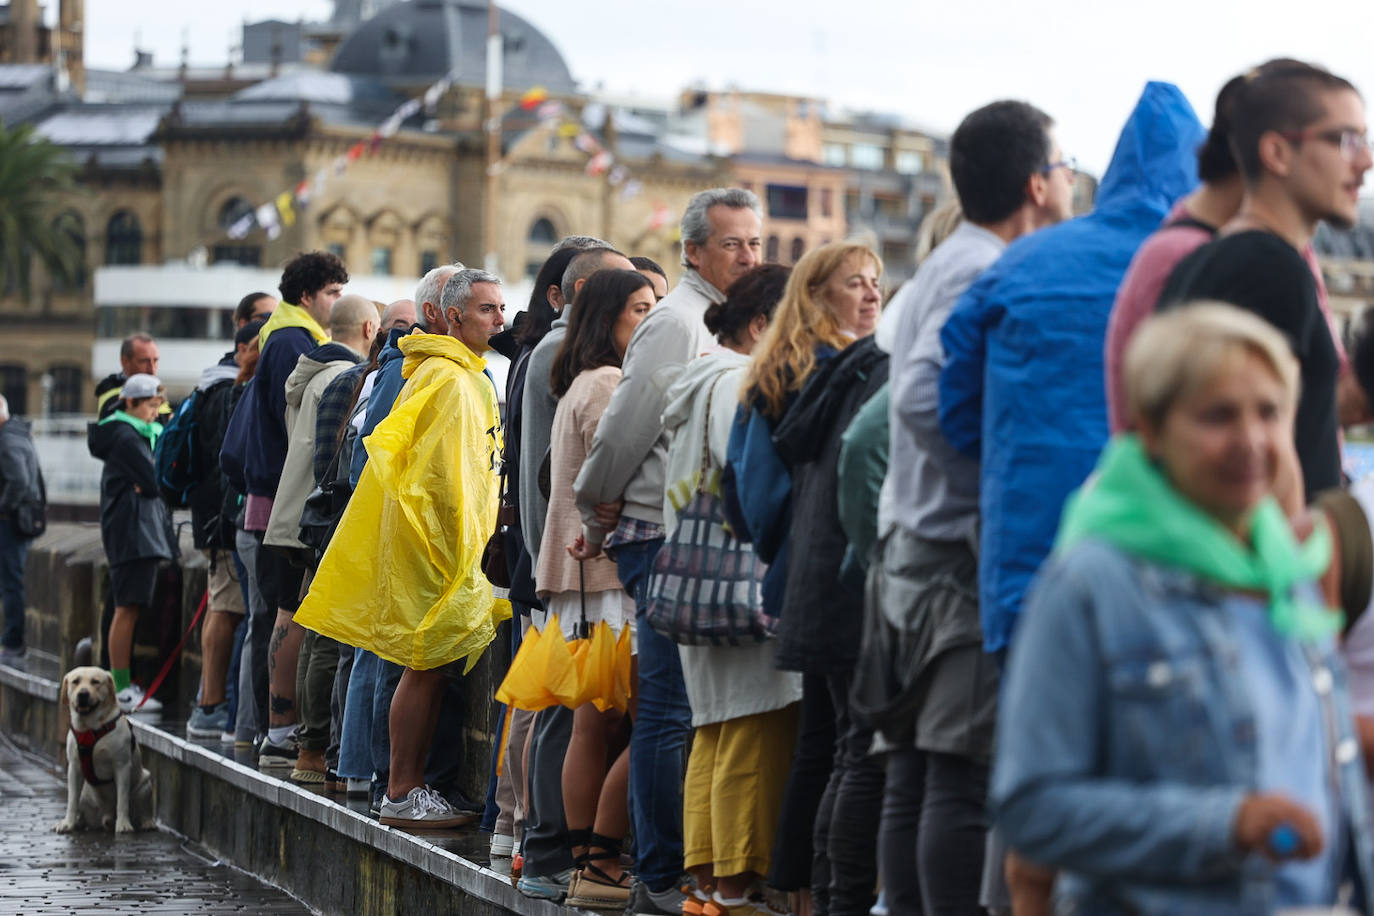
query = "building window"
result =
(823, 143, 847, 167)
(371, 246, 393, 276)
(327, 242, 346, 259)
(820, 188, 833, 218)
(97, 306, 231, 340)
(765, 235, 779, 262)
(0, 365, 26, 417)
(52, 210, 86, 292)
(47, 363, 83, 414)
(790, 238, 805, 263)
(528, 218, 557, 244)
(765, 184, 808, 221)
(105, 210, 143, 265)
(850, 143, 884, 170)
(211, 245, 262, 267)
(420, 250, 439, 274)
(895, 150, 924, 175)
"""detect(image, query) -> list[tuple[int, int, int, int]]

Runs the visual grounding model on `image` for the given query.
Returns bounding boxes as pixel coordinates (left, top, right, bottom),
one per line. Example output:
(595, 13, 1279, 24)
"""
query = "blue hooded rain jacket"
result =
(938, 81, 1206, 653)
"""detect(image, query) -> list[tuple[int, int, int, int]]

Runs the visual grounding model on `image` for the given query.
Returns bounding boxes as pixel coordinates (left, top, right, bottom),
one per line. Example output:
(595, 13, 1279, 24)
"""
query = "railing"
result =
(30, 414, 102, 506)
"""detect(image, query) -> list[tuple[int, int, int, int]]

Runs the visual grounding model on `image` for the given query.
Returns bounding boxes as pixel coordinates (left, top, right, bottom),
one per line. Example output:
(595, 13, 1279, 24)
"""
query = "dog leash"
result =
(135, 589, 208, 711)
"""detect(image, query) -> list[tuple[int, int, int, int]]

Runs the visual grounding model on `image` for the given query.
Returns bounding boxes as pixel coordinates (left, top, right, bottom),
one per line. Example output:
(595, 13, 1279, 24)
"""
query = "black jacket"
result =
(0, 418, 44, 524)
(190, 355, 239, 550)
(87, 416, 177, 566)
(770, 337, 889, 674)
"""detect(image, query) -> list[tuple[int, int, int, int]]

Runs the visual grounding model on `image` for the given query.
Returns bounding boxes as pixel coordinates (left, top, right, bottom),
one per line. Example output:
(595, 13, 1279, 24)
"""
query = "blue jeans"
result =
(338, 648, 378, 780)
(224, 551, 249, 726)
(0, 523, 28, 651)
(614, 538, 691, 891)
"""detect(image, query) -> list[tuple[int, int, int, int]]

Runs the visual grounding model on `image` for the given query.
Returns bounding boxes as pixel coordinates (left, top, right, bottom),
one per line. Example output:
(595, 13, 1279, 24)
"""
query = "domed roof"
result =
(330, 0, 576, 93)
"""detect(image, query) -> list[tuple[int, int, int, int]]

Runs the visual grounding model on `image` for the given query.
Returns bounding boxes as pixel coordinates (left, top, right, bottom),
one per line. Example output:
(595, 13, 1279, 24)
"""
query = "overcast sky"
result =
(82, 0, 1374, 183)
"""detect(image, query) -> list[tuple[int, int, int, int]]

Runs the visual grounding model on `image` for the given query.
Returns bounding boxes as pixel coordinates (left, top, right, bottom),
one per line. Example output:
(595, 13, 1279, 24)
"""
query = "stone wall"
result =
(23, 522, 505, 800)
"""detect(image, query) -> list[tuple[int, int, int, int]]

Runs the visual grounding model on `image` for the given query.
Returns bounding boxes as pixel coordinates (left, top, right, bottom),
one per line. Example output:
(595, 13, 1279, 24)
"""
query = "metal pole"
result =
(483, 0, 501, 275)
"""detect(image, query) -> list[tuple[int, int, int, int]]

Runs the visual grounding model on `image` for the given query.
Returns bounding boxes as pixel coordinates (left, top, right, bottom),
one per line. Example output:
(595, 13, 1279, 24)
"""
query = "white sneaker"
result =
(116, 684, 162, 714)
(378, 786, 467, 829)
(346, 778, 371, 799)
(490, 832, 515, 858)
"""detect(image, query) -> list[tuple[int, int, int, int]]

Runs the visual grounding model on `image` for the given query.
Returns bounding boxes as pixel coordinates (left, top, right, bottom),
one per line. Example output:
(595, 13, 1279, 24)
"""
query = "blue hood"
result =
(377, 325, 414, 367)
(1092, 80, 1205, 223)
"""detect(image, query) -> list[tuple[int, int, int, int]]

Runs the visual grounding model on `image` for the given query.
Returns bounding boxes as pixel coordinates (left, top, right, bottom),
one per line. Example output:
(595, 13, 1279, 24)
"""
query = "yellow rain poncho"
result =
(295, 333, 511, 671)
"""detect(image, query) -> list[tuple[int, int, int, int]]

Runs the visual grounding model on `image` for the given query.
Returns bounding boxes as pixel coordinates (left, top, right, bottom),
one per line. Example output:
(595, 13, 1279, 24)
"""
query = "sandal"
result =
(565, 833, 633, 909)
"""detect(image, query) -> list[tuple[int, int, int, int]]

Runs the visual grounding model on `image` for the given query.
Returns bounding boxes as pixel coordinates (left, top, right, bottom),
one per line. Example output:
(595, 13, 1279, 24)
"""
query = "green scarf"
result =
(99, 409, 163, 451)
(1055, 435, 1340, 641)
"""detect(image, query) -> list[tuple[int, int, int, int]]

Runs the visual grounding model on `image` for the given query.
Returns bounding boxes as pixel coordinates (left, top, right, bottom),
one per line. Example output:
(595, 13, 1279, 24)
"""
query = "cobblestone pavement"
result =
(0, 732, 311, 915)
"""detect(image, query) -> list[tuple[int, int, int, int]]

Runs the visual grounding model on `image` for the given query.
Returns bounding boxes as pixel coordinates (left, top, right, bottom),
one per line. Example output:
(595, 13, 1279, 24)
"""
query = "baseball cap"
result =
(120, 373, 164, 400)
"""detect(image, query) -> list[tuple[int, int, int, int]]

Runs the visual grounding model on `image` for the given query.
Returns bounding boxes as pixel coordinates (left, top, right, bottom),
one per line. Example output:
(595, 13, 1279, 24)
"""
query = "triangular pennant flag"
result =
(573, 133, 599, 154)
(519, 86, 549, 110)
(557, 121, 581, 139)
(227, 213, 255, 240)
(608, 165, 628, 186)
(275, 191, 296, 227)
(586, 150, 613, 176)
(620, 179, 643, 201)
(347, 142, 366, 161)
(648, 203, 672, 231)
(255, 202, 280, 232)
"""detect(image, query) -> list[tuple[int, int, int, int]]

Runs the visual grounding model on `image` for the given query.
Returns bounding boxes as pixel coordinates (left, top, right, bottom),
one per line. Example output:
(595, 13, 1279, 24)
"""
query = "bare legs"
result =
(267, 610, 304, 728)
(199, 610, 242, 706)
(388, 666, 445, 799)
(108, 605, 139, 672)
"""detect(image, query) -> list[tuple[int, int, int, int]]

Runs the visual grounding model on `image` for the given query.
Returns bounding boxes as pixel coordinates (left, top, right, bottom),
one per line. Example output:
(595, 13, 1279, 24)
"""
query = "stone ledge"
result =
(0, 661, 567, 916)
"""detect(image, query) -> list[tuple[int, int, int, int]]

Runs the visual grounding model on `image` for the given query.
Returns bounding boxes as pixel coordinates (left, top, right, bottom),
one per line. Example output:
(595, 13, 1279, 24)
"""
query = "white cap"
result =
(120, 373, 163, 400)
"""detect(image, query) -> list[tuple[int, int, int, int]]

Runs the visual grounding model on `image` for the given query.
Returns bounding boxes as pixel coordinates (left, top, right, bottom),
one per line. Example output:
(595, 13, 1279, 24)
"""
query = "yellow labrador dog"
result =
(54, 667, 154, 834)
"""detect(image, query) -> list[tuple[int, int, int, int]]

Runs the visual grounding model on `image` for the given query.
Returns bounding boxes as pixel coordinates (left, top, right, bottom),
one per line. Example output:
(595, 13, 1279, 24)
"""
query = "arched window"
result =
(53, 210, 86, 291)
(105, 210, 143, 265)
(528, 217, 557, 244)
(765, 235, 779, 262)
(790, 237, 805, 263)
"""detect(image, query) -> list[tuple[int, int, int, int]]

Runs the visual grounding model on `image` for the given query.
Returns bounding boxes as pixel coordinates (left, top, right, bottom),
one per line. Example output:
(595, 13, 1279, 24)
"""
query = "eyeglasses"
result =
(1280, 127, 1372, 161)
(1042, 156, 1078, 176)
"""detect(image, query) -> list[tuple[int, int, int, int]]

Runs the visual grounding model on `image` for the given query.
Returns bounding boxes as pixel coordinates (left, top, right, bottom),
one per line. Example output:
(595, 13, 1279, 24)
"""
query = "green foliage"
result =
(0, 120, 80, 298)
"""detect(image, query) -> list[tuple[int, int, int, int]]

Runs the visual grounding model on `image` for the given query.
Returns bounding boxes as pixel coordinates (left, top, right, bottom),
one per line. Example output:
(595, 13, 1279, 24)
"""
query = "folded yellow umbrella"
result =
(495, 614, 577, 711)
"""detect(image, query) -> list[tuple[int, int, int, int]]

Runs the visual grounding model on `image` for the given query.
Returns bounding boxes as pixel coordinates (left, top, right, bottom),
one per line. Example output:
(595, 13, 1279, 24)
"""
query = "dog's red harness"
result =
(71, 715, 135, 786)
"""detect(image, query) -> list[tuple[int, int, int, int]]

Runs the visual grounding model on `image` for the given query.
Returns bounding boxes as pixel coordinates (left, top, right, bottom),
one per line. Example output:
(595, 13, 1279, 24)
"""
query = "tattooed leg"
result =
(267, 610, 305, 728)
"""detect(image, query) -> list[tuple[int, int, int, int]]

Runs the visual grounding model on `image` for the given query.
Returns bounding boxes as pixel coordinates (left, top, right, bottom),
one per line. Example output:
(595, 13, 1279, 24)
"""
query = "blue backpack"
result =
(154, 389, 200, 508)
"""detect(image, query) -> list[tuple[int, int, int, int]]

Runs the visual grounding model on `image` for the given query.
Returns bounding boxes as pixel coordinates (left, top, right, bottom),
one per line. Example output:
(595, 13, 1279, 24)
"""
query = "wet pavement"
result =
(0, 731, 312, 915)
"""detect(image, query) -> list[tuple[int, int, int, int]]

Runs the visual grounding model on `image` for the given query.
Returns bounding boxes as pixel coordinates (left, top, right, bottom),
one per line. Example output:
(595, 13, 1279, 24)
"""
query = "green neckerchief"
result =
(99, 409, 163, 451)
(1055, 435, 1340, 641)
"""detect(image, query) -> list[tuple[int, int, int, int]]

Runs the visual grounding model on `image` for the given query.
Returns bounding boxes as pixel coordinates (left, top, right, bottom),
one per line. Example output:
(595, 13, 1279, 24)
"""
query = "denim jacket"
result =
(991, 538, 1374, 916)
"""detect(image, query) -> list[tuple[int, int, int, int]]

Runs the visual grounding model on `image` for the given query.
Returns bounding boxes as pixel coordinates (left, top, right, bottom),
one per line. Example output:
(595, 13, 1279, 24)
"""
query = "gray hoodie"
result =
(573, 269, 725, 530)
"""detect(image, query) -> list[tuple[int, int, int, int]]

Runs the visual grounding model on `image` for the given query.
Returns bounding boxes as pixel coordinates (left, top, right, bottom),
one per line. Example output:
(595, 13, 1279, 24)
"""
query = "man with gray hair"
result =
(0, 393, 45, 665)
(338, 265, 494, 818)
(295, 269, 506, 828)
(572, 188, 762, 911)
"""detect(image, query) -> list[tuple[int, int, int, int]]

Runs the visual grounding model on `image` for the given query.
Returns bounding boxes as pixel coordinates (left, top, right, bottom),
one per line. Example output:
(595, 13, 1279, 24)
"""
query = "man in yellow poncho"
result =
(295, 268, 511, 828)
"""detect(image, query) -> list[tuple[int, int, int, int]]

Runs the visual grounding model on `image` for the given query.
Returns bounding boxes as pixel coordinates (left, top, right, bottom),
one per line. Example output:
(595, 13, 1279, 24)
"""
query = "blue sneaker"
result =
(517, 868, 574, 901)
(187, 702, 229, 738)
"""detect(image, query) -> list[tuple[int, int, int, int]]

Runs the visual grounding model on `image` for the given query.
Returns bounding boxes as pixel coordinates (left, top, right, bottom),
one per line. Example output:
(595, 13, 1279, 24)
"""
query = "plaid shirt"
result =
(313, 362, 369, 485)
(603, 516, 665, 553)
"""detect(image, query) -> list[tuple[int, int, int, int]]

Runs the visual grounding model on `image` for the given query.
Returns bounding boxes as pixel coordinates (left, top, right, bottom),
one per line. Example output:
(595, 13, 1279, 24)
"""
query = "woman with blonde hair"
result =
(726, 240, 886, 915)
(993, 302, 1374, 913)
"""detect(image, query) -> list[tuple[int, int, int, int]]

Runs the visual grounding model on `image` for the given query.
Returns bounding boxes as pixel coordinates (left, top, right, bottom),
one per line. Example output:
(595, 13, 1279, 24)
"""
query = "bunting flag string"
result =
(217, 76, 678, 250)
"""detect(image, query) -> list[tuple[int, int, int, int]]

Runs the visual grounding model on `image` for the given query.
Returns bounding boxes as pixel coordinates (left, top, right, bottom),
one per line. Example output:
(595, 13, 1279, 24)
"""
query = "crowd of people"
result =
(7, 52, 1374, 916)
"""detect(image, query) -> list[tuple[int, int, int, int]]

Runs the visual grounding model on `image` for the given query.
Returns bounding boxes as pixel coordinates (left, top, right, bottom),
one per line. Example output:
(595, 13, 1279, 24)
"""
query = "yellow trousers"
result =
(683, 704, 799, 878)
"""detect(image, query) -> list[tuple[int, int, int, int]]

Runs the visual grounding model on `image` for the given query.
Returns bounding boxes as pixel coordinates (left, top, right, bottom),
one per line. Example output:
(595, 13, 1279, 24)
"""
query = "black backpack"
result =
(153, 390, 201, 508)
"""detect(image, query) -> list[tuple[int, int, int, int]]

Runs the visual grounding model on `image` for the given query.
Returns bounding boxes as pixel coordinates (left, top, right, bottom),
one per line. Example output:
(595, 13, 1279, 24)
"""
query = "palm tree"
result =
(0, 120, 80, 298)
